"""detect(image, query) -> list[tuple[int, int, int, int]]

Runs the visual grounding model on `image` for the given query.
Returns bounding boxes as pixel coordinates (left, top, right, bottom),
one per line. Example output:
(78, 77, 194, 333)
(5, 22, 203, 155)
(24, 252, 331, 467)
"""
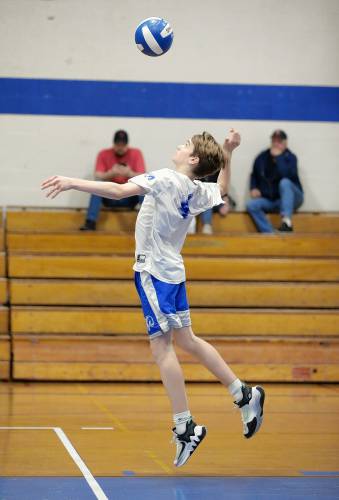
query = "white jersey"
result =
(129, 168, 223, 284)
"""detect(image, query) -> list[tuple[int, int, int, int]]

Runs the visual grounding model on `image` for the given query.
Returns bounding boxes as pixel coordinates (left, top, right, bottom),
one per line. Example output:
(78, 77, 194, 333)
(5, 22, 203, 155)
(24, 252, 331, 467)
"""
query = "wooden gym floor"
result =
(0, 382, 338, 499)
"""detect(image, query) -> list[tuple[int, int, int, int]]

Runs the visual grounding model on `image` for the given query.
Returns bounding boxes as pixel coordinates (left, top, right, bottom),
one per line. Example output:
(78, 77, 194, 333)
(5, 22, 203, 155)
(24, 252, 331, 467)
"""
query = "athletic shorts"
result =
(134, 271, 192, 339)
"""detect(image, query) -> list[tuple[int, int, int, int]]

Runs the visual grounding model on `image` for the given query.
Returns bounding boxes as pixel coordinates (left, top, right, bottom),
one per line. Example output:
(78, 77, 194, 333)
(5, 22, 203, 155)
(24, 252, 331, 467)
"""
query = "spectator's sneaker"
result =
(278, 222, 293, 232)
(172, 419, 207, 467)
(234, 385, 265, 439)
(79, 220, 96, 231)
(202, 223, 213, 235)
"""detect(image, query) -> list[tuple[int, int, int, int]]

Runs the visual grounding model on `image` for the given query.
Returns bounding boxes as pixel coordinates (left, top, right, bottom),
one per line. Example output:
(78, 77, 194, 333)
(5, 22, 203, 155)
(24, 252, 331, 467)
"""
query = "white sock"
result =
(282, 216, 292, 227)
(173, 410, 191, 434)
(228, 378, 244, 403)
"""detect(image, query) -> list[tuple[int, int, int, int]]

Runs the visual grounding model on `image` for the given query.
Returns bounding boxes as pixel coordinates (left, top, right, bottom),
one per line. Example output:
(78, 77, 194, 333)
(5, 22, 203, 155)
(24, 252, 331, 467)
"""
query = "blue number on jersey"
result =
(179, 193, 193, 219)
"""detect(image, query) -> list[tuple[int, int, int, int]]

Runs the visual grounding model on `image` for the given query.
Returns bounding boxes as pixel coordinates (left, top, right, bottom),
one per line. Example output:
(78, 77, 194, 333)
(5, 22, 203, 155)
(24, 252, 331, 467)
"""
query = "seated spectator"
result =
(188, 172, 236, 234)
(246, 130, 304, 233)
(80, 130, 146, 231)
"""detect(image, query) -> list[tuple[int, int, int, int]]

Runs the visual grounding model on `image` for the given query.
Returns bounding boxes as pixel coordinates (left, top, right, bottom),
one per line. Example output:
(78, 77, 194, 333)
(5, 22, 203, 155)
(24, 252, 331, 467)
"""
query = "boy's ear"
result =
(189, 155, 199, 166)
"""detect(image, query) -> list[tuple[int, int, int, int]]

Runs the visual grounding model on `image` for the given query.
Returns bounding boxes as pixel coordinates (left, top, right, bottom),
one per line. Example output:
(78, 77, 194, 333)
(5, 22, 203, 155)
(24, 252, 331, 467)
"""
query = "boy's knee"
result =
(175, 331, 198, 353)
(150, 335, 172, 364)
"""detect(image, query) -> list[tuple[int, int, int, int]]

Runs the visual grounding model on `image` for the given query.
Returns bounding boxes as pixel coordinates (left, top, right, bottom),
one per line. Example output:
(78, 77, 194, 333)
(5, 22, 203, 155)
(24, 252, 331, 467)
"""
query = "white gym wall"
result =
(0, 0, 338, 210)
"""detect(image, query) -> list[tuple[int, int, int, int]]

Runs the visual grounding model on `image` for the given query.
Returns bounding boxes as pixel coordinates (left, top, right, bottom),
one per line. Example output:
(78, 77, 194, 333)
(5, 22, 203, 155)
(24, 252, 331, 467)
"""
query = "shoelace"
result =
(233, 401, 250, 423)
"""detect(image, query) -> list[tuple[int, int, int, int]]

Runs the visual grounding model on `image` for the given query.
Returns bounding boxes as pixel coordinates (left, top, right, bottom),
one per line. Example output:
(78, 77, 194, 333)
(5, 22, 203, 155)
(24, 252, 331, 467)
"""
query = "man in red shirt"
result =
(80, 130, 146, 230)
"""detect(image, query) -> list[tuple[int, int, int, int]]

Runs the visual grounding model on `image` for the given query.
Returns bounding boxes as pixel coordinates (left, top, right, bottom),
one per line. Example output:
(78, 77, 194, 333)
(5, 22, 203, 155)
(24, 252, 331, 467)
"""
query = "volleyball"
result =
(135, 17, 174, 57)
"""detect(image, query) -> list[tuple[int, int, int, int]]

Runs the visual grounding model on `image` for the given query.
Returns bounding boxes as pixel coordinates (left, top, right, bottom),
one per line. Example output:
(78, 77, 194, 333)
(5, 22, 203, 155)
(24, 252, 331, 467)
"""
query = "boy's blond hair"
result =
(191, 132, 225, 178)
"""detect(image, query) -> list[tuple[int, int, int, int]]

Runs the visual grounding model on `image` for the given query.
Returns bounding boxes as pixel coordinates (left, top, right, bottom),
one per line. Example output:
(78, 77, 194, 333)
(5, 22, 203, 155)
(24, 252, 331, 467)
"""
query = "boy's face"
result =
(172, 139, 198, 167)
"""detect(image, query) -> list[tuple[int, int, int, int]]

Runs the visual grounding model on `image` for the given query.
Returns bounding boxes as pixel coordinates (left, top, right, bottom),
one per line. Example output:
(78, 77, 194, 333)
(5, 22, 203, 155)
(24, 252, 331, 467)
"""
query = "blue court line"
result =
(301, 470, 339, 476)
(1, 477, 339, 500)
(0, 77, 338, 122)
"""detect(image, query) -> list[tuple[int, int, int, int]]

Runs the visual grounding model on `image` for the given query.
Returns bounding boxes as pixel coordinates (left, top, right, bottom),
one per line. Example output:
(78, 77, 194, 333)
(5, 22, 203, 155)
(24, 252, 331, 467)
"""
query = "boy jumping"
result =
(41, 128, 265, 468)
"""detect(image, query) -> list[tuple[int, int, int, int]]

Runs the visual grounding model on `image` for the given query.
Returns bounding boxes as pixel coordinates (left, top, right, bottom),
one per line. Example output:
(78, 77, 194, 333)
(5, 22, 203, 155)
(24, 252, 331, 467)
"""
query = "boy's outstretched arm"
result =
(41, 176, 146, 200)
(217, 128, 241, 197)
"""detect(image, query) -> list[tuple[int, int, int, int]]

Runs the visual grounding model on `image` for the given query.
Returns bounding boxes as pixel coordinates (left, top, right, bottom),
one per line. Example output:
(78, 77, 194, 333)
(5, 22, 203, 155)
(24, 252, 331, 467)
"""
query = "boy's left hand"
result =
(223, 128, 241, 152)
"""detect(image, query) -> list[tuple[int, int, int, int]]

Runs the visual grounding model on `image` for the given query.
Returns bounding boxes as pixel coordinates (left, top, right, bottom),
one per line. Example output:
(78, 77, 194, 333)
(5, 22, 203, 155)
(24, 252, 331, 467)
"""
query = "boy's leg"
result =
(173, 326, 265, 439)
(150, 331, 188, 415)
(135, 271, 207, 466)
(173, 326, 237, 386)
(150, 330, 206, 467)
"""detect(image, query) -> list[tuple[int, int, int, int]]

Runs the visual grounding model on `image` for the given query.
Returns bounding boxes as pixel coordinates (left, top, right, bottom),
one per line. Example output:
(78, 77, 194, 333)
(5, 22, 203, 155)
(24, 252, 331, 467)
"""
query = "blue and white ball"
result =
(135, 17, 174, 57)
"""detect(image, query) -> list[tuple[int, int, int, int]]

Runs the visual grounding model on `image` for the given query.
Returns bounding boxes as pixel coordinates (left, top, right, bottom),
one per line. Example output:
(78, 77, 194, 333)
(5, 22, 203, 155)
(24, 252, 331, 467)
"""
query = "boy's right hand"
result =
(41, 175, 74, 199)
(223, 128, 241, 153)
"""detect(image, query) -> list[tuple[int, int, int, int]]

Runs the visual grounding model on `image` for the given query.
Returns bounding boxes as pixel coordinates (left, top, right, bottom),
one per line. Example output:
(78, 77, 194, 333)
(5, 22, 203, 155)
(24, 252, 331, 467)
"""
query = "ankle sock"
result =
(282, 216, 292, 227)
(228, 378, 244, 403)
(173, 410, 191, 434)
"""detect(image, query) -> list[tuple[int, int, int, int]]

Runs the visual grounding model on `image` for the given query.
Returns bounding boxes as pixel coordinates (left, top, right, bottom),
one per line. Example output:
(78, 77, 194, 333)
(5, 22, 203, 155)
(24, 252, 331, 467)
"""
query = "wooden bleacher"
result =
(5, 208, 339, 382)
(7, 208, 339, 233)
(7, 232, 339, 256)
(8, 254, 339, 281)
(0, 209, 10, 380)
(9, 280, 339, 307)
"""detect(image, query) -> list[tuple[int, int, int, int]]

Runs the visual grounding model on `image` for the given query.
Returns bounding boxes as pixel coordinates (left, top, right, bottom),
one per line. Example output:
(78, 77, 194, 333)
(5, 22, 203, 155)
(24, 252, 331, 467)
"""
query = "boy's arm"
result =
(217, 128, 241, 197)
(41, 175, 146, 199)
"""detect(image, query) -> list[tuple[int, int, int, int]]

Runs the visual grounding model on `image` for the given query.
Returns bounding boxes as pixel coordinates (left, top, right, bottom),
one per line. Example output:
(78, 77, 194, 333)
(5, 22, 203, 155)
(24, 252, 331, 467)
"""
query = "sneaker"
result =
(234, 385, 265, 439)
(278, 222, 293, 232)
(79, 220, 96, 231)
(202, 223, 213, 235)
(172, 419, 207, 467)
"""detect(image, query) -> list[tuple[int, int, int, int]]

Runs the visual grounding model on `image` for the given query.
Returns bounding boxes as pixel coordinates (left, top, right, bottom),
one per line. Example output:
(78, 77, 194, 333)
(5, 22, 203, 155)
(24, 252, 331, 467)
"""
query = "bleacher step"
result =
(10, 279, 339, 308)
(11, 306, 339, 337)
(7, 233, 339, 257)
(7, 209, 339, 233)
(9, 254, 339, 281)
(12, 361, 338, 383)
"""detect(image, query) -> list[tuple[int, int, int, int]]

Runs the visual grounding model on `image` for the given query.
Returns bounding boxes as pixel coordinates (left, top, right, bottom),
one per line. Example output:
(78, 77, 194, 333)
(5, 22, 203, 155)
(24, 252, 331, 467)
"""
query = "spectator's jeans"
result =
(87, 194, 142, 222)
(200, 203, 225, 225)
(246, 178, 304, 233)
(201, 208, 213, 225)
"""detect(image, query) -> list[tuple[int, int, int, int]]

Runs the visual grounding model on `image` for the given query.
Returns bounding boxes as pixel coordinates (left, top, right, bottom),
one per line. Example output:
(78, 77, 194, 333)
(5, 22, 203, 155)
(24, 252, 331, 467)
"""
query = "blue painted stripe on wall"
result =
(0, 77, 338, 122)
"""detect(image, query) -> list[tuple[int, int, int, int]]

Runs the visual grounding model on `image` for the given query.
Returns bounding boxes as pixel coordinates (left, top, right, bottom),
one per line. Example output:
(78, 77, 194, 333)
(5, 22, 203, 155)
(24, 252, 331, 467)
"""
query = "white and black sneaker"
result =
(172, 419, 207, 467)
(234, 384, 265, 439)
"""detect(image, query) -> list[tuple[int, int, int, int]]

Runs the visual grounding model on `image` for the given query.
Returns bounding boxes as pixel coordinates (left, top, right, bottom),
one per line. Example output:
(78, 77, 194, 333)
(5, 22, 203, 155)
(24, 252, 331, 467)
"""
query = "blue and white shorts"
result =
(134, 271, 192, 339)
